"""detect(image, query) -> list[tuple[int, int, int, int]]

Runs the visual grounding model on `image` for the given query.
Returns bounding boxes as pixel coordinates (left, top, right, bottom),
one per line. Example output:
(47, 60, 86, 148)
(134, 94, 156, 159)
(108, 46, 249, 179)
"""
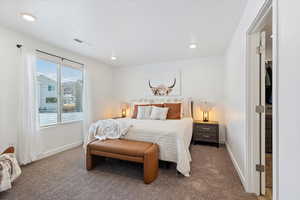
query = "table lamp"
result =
(199, 101, 214, 122)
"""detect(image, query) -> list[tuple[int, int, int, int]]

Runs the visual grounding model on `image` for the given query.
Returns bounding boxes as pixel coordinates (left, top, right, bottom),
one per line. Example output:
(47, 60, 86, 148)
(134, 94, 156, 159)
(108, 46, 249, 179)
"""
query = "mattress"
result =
(116, 117, 193, 176)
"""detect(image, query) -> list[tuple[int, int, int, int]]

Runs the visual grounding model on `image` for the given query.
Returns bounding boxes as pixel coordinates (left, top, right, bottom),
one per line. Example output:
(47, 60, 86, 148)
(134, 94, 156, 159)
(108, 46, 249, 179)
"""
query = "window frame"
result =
(36, 52, 84, 128)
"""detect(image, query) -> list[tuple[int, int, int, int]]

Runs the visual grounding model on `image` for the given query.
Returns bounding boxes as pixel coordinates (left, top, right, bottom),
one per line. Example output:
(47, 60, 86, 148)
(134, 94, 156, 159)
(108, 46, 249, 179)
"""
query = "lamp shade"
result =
(120, 103, 129, 109)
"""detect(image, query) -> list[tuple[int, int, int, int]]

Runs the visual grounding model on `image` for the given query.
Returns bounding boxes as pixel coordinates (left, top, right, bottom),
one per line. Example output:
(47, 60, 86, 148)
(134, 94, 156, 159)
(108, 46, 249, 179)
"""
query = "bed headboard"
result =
(129, 97, 194, 118)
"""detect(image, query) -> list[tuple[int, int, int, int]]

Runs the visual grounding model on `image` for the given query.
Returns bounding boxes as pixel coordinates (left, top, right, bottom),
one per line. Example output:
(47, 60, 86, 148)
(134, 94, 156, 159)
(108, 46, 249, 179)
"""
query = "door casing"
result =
(245, 0, 278, 199)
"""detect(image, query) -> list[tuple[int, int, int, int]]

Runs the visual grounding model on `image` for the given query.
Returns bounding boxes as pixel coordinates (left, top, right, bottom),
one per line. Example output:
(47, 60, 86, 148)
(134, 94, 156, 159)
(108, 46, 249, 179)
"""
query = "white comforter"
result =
(117, 117, 193, 177)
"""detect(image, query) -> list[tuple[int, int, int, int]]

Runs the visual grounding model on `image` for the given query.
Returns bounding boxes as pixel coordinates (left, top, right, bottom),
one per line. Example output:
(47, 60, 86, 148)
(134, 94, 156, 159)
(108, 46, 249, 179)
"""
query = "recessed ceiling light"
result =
(189, 43, 197, 49)
(20, 13, 36, 22)
(111, 56, 117, 61)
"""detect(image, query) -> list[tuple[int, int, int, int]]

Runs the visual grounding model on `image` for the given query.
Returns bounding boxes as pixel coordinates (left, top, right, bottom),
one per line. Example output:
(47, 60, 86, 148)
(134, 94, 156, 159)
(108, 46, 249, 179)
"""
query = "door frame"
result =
(245, 0, 278, 199)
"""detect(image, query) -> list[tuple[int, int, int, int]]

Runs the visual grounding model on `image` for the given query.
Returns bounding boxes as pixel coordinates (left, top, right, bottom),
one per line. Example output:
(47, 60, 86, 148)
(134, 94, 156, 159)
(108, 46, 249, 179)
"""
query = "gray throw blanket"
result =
(84, 119, 132, 150)
(0, 153, 21, 192)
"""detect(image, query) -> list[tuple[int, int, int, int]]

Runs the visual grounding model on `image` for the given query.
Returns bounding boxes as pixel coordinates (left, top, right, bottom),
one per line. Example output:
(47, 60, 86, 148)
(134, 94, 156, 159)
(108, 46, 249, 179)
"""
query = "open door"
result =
(251, 30, 267, 196)
(258, 31, 267, 195)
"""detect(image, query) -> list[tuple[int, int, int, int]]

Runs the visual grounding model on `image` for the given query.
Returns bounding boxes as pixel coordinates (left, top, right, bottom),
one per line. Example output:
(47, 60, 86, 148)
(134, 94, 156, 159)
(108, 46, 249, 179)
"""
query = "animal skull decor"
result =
(148, 78, 176, 96)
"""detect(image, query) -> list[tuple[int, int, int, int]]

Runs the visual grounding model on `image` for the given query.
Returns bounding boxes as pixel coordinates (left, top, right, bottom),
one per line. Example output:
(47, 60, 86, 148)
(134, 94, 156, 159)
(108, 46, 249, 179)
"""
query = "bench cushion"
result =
(89, 139, 153, 157)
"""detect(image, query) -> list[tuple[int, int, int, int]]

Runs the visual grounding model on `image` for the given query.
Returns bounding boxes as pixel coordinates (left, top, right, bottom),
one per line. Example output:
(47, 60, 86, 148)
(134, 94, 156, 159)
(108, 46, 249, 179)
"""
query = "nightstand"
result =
(193, 120, 219, 147)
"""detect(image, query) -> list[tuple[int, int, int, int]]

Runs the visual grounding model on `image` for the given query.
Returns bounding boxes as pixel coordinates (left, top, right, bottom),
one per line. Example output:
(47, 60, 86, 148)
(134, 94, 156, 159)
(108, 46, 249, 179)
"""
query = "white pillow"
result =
(137, 106, 152, 119)
(150, 106, 169, 120)
(129, 102, 151, 117)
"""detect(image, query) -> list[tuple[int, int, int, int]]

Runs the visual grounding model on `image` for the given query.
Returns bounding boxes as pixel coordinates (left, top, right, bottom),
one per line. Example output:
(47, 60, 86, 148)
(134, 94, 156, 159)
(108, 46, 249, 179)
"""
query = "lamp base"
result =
(121, 109, 126, 118)
(203, 111, 209, 122)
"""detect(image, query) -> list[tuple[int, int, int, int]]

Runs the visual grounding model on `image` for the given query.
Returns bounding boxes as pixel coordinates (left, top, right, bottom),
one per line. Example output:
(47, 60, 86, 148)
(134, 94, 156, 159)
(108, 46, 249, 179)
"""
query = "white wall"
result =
(277, 1, 300, 199)
(225, 0, 300, 199)
(0, 25, 113, 157)
(112, 57, 226, 142)
(223, 0, 266, 189)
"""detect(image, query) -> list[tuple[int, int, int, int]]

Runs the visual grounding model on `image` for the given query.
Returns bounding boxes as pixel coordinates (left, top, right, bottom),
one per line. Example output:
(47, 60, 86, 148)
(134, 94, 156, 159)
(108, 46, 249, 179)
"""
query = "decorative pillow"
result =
(164, 103, 181, 119)
(137, 106, 152, 120)
(150, 106, 169, 120)
(132, 104, 151, 118)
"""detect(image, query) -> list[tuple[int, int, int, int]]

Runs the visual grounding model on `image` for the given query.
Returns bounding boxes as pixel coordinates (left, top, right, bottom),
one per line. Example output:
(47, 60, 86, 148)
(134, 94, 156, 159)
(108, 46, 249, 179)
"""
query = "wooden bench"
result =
(86, 139, 159, 184)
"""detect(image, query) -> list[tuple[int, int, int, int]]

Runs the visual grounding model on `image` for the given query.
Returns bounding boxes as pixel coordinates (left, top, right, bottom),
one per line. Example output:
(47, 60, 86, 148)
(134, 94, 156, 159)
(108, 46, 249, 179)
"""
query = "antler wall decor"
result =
(148, 78, 176, 96)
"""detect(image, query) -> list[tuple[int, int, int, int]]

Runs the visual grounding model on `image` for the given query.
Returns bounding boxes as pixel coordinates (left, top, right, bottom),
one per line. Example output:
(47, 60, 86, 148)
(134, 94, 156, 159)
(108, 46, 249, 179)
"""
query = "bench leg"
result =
(86, 148, 93, 170)
(144, 144, 159, 184)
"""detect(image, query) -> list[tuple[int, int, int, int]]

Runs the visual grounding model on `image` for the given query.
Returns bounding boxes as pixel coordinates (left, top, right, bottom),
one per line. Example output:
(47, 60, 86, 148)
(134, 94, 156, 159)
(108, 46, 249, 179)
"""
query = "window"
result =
(46, 97, 58, 103)
(61, 65, 83, 123)
(37, 59, 58, 126)
(36, 53, 83, 127)
(48, 85, 55, 91)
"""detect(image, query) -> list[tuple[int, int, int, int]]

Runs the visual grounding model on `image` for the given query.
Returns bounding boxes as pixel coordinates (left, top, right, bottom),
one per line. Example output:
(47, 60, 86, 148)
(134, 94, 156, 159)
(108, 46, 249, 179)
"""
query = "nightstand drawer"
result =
(193, 132, 217, 142)
(194, 124, 217, 133)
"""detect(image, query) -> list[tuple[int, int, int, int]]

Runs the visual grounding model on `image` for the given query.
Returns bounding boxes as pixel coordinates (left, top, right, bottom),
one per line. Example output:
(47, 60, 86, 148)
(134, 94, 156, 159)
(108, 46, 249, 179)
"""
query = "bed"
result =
(84, 98, 194, 176)
(116, 98, 194, 176)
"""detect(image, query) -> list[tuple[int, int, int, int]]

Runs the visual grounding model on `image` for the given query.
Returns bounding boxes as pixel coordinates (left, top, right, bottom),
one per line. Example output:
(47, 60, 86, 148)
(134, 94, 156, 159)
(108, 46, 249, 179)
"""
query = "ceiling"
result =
(0, 0, 247, 67)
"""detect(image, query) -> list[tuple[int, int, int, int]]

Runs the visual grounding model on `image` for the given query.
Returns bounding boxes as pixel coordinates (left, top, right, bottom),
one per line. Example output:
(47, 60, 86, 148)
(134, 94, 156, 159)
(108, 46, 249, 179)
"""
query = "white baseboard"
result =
(38, 141, 83, 160)
(225, 142, 246, 190)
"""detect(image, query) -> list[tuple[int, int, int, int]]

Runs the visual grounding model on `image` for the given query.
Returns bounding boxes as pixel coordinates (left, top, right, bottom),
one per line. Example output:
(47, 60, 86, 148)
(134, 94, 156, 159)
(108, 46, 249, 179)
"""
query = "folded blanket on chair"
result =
(0, 153, 21, 192)
(84, 119, 132, 150)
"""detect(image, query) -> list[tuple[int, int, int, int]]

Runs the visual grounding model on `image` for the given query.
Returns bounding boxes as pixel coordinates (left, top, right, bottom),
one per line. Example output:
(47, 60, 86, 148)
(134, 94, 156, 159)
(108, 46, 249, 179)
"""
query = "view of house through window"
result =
(36, 56, 83, 126)
(37, 59, 58, 126)
(61, 65, 83, 123)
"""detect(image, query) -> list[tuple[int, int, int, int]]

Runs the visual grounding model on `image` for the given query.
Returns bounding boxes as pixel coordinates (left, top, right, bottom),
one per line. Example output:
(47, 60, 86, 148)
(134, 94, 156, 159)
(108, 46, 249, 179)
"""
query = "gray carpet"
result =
(0, 145, 256, 200)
